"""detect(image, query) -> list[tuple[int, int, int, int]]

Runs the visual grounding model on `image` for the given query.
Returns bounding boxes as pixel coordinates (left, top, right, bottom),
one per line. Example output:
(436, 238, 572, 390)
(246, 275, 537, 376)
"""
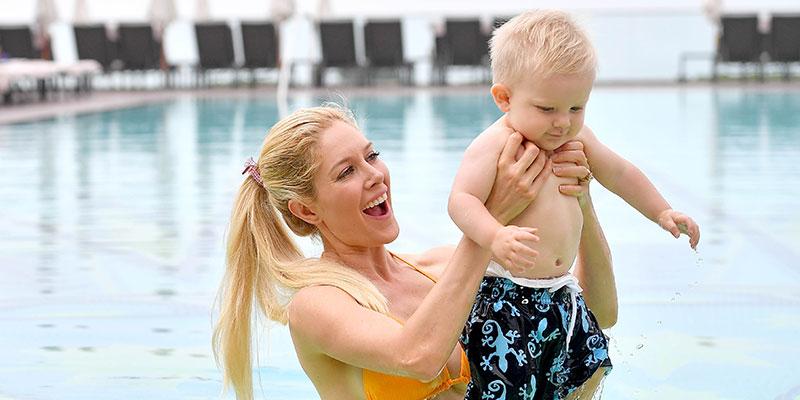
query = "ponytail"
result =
(213, 105, 389, 400)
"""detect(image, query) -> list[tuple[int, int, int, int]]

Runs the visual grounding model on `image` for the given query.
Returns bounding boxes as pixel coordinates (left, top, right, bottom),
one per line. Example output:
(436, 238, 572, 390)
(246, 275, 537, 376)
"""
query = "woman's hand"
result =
(551, 140, 592, 205)
(485, 132, 551, 225)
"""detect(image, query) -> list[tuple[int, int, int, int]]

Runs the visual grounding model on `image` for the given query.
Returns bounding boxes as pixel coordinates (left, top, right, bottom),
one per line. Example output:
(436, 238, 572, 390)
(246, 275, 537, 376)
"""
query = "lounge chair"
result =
(714, 15, 765, 80)
(767, 15, 800, 79)
(240, 22, 278, 85)
(433, 19, 490, 85)
(492, 16, 511, 30)
(194, 22, 236, 86)
(363, 20, 412, 85)
(73, 24, 117, 71)
(0, 26, 37, 59)
(316, 21, 363, 86)
(117, 24, 160, 70)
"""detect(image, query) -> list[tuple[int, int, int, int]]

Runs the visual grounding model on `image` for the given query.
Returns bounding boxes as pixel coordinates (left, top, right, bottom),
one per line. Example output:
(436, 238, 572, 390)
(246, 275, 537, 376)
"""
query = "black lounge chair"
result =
(0, 26, 37, 59)
(240, 22, 279, 85)
(115, 24, 163, 88)
(194, 22, 236, 86)
(316, 21, 363, 86)
(363, 20, 412, 85)
(767, 15, 800, 79)
(433, 19, 490, 85)
(714, 15, 764, 80)
(73, 24, 117, 71)
(117, 24, 160, 70)
(492, 16, 511, 30)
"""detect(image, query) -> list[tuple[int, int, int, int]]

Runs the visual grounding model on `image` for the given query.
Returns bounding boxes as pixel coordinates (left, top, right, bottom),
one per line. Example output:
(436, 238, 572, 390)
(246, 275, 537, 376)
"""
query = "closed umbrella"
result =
(149, 0, 177, 71)
(316, 0, 330, 21)
(271, 0, 295, 24)
(73, 0, 90, 24)
(35, 0, 58, 59)
(148, 0, 177, 41)
(272, 0, 295, 116)
(195, 0, 210, 22)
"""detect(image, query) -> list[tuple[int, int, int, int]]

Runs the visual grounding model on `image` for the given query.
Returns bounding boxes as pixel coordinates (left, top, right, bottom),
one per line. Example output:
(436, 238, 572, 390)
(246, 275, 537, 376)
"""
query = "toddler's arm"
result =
(448, 129, 539, 272)
(580, 127, 701, 249)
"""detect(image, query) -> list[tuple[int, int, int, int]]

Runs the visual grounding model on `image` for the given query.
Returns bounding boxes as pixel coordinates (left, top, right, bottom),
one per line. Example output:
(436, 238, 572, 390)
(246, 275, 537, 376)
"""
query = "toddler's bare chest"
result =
(510, 173, 582, 230)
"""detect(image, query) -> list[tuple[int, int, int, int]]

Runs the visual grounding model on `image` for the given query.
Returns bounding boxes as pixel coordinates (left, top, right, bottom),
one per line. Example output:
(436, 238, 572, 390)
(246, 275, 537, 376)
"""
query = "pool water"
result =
(1, 86, 799, 399)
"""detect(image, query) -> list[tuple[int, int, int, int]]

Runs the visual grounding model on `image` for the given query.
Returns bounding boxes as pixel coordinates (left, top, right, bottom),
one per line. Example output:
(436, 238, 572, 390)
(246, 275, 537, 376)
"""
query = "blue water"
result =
(1, 87, 799, 399)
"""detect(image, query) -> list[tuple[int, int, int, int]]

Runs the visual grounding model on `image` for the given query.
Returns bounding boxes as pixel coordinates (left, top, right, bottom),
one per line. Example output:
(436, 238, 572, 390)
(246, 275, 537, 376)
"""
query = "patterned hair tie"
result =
(242, 157, 263, 185)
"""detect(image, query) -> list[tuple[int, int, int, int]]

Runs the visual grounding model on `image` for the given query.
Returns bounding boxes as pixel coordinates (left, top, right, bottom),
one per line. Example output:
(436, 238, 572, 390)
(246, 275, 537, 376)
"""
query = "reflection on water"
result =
(0, 88, 799, 399)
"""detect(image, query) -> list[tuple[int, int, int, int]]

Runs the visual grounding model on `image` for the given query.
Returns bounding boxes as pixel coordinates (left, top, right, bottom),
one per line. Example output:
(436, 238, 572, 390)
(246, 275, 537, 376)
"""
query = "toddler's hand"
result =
(490, 225, 539, 274)
(657, 209, 700, 250)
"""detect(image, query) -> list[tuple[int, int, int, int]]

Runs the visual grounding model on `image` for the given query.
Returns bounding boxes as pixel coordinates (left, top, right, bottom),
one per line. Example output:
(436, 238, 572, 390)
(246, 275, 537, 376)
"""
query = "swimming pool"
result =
(1, 86, 798, 399)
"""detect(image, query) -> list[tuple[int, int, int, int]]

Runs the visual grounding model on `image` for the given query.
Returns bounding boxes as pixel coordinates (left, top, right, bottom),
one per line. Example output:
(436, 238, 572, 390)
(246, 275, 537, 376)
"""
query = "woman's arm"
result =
(551, 140, 618, 328)
(574, 192, 617, 328)
(287, 134, 547, 381)
(288, 237, 493, 381)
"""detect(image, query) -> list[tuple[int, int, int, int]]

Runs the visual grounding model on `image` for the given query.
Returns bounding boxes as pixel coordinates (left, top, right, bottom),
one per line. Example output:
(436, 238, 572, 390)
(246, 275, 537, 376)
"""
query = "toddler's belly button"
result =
(555, 258, 562, 267)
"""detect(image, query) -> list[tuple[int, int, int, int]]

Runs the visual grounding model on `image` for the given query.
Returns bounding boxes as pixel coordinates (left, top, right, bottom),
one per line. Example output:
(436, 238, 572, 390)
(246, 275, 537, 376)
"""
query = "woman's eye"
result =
(367, 151, 381, 162)
(337, 166, 354, 180)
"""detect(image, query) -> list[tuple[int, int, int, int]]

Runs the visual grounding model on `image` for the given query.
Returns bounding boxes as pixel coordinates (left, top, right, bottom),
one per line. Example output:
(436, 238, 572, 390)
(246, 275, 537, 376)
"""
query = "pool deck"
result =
(3, 81, 800, 125)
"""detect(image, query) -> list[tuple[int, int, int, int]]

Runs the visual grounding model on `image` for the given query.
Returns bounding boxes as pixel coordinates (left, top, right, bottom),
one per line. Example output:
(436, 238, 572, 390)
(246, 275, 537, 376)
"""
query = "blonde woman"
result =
(213, 105, 617, 399)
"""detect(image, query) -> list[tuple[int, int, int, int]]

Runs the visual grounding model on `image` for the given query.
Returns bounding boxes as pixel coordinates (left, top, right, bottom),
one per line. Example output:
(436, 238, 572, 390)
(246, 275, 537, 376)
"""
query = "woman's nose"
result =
(364, 164, 385, 187)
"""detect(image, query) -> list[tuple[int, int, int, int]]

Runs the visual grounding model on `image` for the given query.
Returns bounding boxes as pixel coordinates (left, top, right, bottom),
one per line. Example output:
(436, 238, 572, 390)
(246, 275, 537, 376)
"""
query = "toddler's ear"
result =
(491, 84, 512, 113)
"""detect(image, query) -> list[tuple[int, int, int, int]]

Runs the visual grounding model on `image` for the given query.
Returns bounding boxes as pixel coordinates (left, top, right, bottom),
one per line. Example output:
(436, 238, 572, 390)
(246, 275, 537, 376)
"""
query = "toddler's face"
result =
(505, 71, 594, 151)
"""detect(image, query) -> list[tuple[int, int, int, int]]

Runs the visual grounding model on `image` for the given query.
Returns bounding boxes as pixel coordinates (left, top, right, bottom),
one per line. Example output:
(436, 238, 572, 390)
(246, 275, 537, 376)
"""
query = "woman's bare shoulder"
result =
(287, 285, 360, 340)
(395, 245, 456, 278)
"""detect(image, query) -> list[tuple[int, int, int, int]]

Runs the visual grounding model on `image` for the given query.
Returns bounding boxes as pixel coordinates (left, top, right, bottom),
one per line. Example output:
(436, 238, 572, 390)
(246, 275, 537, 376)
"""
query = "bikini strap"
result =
(389, 251, 438, 284)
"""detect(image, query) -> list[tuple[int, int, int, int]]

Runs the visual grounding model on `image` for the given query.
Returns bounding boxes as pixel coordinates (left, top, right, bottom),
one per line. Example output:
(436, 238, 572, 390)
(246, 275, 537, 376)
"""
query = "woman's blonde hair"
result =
(490, 9, 597, 86)
(212, 105, 389, 400)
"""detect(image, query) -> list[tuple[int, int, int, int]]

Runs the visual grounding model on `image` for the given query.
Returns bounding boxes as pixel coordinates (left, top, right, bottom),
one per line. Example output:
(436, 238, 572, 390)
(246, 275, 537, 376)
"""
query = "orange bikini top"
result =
(362, 253, 471, 400)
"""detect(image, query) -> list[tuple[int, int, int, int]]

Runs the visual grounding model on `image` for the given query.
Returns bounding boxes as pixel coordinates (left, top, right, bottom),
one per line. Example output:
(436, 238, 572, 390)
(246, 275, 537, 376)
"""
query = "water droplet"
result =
(155, 288, 176, 298)
(635, 344, 644, 350)
(152, 348, 174, 357)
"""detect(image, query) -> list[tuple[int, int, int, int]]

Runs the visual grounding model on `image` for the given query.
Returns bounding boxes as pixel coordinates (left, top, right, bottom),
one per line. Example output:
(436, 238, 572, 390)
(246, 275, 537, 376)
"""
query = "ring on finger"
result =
(578, 168, 594, 184)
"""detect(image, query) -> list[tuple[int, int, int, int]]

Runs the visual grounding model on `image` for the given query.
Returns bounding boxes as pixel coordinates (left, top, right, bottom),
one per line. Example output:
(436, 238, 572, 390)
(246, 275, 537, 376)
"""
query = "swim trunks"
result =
(461, 276, 612, 400)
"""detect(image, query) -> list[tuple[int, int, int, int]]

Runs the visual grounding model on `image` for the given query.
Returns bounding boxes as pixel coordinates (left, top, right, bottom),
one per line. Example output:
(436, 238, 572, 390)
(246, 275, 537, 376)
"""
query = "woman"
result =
(213, 105, 617, 399)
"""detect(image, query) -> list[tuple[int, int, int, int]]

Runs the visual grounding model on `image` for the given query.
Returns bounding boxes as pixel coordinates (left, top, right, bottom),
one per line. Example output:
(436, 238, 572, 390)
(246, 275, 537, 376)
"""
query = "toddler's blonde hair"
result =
(490, 10, 597, 85)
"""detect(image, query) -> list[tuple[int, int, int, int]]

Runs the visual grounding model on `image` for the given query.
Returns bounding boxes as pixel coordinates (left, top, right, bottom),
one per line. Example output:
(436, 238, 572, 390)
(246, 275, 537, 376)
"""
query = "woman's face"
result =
(309, 120, 399, 248)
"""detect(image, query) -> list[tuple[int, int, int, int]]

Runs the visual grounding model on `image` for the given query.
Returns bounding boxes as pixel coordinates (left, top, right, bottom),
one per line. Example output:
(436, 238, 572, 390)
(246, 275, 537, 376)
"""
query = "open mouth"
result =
(362, 192, 389, 217)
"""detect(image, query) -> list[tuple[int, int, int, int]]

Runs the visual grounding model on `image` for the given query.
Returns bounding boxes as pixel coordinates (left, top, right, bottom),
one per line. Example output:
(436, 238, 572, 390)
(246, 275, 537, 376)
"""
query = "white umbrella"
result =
(316, 0, 331, 21)
(148, 0, 177, 41)
(703, 0, 722, 27)
(35, 0, 58, 59)
(195, 0, 210, 22)
(271, 0, 295, 23)
(36, 0, 58, 33)
(73, 0, 90, 24)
